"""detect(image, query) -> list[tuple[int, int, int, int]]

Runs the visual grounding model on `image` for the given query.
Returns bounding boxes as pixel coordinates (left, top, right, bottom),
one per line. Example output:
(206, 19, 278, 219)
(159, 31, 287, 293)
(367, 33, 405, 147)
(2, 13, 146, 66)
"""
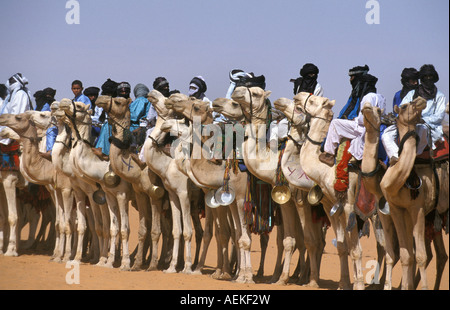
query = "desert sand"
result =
(0, 205, 448, 292)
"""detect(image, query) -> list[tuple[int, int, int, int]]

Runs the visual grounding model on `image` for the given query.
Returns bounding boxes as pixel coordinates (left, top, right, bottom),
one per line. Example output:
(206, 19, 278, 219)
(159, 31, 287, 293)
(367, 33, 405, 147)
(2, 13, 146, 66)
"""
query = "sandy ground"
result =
(0, 205, 448, 292)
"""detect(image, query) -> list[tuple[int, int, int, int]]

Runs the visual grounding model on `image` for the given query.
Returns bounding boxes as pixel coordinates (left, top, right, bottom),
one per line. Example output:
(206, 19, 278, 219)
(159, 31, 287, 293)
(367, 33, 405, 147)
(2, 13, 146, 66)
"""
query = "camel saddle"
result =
(415, 135, 449, 163)
(0, 141, 20, 171)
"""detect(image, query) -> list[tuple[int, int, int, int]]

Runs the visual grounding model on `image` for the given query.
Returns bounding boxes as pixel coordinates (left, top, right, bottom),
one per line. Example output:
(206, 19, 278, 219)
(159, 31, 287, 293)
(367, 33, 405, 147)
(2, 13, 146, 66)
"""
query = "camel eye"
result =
(15, 115, 22, 120)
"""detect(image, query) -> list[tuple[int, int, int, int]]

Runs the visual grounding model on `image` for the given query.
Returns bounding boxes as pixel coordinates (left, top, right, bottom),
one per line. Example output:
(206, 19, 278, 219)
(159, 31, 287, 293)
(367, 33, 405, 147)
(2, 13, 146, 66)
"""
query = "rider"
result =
(381, 64, 447, 165)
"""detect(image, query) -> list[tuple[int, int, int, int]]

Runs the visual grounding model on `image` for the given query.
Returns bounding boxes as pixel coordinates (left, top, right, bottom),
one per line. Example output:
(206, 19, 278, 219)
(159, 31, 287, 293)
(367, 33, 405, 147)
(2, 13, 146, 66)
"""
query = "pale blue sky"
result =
(1, 0, 448, 115)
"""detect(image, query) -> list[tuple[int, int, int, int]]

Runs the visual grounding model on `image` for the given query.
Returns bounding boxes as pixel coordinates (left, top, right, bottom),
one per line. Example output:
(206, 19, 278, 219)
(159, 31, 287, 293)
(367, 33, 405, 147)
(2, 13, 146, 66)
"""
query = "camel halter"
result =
(65, 100, 94, 147)
(296, 94, 329, 146)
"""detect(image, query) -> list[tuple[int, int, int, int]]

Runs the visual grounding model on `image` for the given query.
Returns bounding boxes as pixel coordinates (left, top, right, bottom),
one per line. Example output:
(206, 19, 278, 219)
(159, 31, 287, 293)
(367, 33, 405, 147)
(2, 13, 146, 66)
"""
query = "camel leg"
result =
(269, 222, 284, 283)
(85, 204, 99, 263)
(378, 212, 397, 290)
(346, 208, 364, 290)
(73, 191, 87, 263)
(60, 188, 74, 262)
(176, 190, 193, 274)
(164, 191, 182, 273)
(412, 207, 428, 290)
(86, 197, 105, 265)
(131, 191, 148, 271)
(0, 187, 7, 254)
(210, 208, 224, 279)
(296, 199, 323, 288)
(104, 193, 120, 268)
(229, 199, 253, 284)
(256, 233, 269, 277)
(275, 202, 297, 285)
(390, 206, 414, 290)
(190, 203, 203, 270)
(193, 204, 213, 274)
(432, 231, 448, 290)
(95, 201, 110, 266)
(3, 175, 19, 257)
(217, 206, 232, 279)
(147, 195, 163, 271)
(328, 211, 352, 290)
(116, 191, 130, 271)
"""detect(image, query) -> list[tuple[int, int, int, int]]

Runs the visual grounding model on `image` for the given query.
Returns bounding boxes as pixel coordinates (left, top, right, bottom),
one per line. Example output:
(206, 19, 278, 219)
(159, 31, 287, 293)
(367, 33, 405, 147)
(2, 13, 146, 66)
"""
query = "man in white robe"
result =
(319, 74, 385, 166)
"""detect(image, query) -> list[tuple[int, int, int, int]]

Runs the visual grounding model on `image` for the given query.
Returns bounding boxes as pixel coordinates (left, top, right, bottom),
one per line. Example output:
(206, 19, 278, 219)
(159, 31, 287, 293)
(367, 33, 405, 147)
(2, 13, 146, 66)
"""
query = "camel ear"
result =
(324, 99, 335, 109)
(380, 108, 385, 115)
(264, 90, 272, 99)
(127, 98, 132, 105)
(87, 109, 93, 115)
(394, 105, 400, 115)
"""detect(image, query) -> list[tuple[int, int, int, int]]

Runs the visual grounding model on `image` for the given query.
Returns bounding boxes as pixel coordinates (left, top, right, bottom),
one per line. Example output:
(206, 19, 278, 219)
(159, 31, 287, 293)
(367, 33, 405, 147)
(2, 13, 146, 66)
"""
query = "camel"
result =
(94, 95, 172, 271)
(58, 99, 134, 270)
(360, 102, 399, 289)
(380, 97, 449, 290)
(293, 92, 368, 290)
(0, 111, 63, 259)
(48, 101, 106, 264)
(0, 127, 28, 256)
(141, 90, 195, 274)
(163, 93, 257, 283)
(0, 127, 56, 255)
(212, 87, 309, 286)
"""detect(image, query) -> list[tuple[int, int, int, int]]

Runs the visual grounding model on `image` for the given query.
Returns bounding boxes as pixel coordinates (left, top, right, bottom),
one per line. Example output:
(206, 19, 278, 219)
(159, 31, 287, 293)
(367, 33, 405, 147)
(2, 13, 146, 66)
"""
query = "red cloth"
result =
(334, 140, 352, 192)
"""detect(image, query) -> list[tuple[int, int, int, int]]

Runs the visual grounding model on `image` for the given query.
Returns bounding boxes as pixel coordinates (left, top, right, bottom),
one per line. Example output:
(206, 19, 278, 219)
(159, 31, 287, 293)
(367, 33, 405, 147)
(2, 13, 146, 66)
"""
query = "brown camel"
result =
(380, 97, 449, 290)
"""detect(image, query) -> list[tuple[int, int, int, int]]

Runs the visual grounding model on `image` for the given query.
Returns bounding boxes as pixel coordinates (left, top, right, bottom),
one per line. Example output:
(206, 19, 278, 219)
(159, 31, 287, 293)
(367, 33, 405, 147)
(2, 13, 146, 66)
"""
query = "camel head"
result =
(293, 92, 335, 122)
(160, 119, 190, 136)
(51, 101, 65, 121)
(0, 126, 20, 140)
(273, 97, 307, 126)
(361, 101, 383, 132)
(212, 98, 245, 121)
(96, 95, 132, 120)
(148, 89, 173, 119)
(231, 86, 272, 123)
(27, 110, 53, 131)
(58, 98, 92, 125)
(166, 95, 212, 123)
(394, 96, 427, 129)
(0, 112, 34, 135)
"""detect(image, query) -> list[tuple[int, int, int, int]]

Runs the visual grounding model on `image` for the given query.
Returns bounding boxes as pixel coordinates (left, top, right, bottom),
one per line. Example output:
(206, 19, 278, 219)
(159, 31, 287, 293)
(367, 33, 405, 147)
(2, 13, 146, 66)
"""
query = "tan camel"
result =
(213, 87, 308, 286)
(0, 127, 56, 255)
(58, 99, 134, 270)
(95, 95, 171, 271)
(380, 97, 449, 290)
(0, 111, 63, 260)
(272, 97, 336, 287)
(293, 92, 367, 290)
(360, 102, 399, 289)
(163, 94, 256, 283)
(0, 127, 28, 256)
(141, 90, 195, 274)
(48, 102, 106, 264)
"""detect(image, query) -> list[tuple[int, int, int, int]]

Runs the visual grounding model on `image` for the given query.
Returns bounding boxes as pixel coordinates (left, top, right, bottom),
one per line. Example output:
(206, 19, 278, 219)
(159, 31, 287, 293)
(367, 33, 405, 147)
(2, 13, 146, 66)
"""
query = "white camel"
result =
(58, 99, 134, 270)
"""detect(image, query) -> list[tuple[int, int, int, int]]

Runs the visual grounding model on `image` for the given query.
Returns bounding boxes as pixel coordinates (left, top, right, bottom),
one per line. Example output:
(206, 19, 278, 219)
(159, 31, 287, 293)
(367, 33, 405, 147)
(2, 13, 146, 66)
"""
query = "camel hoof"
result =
(353, 281, 365, 290)
(192, 269, 203, 275)
(163, 267, 177, 274)
(219, 272, 232, 280)
(304, 281, 320, 288)
(181, 268, 193, 274)
(51, 257, 62, 263)
(120, 265, 131, 271)
(4, 250, 18, 257)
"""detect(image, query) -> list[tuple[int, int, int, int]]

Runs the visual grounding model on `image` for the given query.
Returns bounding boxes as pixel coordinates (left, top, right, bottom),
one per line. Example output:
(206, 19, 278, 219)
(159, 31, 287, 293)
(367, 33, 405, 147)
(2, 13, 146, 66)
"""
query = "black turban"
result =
(101, 78, 119, 97)
(300, 63, 319, 77)
(84, 86, 100, 97)
(348, 65, 370, 77)
(190, 76, 207, 94)
(400, 68, 419, 99)
(419, 64, 439, 83)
